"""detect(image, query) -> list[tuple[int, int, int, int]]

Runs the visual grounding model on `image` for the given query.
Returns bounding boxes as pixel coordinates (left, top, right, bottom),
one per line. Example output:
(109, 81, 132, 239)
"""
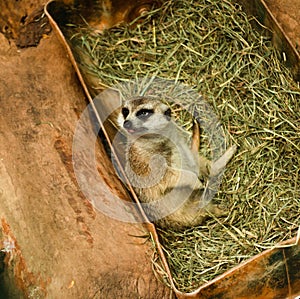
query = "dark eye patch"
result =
(136, 108, 154, 120)
(122, 107, 129, 118)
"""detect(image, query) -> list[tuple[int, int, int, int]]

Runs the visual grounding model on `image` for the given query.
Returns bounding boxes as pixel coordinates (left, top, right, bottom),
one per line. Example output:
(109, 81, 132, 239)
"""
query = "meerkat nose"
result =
(123, 120, 133, 130)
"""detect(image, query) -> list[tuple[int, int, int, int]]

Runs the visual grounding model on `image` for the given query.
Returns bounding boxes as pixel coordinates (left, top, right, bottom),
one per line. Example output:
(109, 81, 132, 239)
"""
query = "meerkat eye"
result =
(122, 107, 129, 118)
(164, 108, 171, 119)
(136, 108, 154, 120)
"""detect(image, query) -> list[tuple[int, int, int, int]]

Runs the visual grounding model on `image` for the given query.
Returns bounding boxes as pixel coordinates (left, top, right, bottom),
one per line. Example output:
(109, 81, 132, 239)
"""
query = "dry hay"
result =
(66, 0, 300, 292)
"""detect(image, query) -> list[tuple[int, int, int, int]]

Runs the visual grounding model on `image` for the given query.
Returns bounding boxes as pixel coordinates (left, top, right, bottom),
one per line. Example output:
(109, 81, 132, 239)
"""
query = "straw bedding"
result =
(66, 0, 300, 292)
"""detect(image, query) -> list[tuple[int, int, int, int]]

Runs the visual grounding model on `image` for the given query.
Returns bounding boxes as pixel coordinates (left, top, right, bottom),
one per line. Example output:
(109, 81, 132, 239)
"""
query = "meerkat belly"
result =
(125, 140, 182, 202)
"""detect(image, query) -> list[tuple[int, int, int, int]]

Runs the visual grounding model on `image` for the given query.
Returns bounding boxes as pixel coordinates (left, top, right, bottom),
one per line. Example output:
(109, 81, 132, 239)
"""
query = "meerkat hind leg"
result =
(210, 145, 237, 177)
(190, 121, 236, 178)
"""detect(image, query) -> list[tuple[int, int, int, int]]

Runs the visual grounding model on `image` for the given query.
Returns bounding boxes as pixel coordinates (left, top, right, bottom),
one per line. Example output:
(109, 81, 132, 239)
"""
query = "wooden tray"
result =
(45, 1, 300, 298)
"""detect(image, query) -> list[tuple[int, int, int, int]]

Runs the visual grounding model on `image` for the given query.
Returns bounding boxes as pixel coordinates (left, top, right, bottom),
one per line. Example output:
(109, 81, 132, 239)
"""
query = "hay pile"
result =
(67, 0, 300, 292)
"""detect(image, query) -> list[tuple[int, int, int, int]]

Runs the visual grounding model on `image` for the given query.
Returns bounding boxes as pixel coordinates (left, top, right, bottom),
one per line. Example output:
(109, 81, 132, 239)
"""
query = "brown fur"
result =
(117, 97, 236, 230)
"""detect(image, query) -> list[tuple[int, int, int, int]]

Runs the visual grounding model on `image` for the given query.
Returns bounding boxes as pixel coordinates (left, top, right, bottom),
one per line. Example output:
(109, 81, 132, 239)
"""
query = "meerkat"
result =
(116, 96, 236, 230)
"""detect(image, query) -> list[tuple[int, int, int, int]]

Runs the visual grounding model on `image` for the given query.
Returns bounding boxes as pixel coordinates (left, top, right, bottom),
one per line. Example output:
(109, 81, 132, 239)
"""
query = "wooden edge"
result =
(192, 236, 300, 299)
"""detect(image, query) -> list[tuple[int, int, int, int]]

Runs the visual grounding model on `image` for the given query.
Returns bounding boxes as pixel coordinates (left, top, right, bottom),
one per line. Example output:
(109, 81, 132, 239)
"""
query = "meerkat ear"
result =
(164, 108, 171, 120)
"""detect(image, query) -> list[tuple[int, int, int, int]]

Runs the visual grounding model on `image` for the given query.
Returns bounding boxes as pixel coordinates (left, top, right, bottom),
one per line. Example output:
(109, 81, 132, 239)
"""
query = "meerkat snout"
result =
(123, 119, 132, 130)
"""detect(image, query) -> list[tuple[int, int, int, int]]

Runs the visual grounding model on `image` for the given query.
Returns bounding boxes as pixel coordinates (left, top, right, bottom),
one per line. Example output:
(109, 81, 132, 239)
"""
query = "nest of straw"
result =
(66, 0, 300, 292)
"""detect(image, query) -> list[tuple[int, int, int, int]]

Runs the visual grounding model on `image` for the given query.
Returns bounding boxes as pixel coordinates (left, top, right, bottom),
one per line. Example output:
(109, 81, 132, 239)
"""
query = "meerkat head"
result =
(117, 97, 172, 136)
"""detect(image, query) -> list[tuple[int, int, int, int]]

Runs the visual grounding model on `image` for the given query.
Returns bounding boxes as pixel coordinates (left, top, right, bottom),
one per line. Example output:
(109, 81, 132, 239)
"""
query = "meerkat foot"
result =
(189, 203, 227, 227)
(205, 203, 227, 217)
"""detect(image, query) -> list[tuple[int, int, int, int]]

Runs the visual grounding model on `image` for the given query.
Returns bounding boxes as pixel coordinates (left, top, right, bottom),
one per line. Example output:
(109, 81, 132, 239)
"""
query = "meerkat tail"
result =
(209, 145, 237, 177)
